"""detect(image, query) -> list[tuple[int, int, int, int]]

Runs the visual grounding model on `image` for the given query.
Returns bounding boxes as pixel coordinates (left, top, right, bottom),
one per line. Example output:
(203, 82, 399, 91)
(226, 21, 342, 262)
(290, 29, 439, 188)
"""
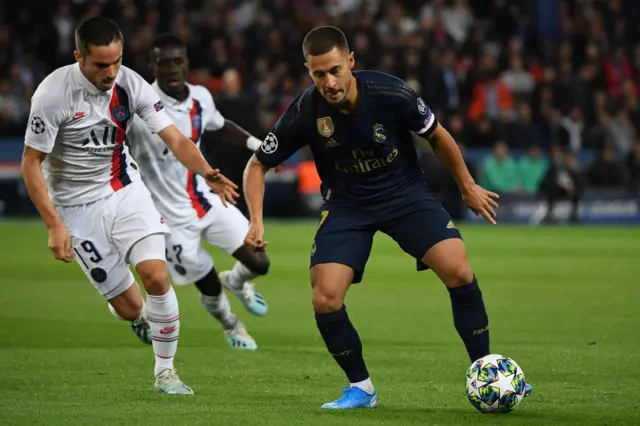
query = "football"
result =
(466, 354, 527, 413)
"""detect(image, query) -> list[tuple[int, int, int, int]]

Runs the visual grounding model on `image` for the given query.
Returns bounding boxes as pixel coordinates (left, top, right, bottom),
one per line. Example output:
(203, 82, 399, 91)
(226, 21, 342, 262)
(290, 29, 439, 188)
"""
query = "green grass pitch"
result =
(1, 220, 639, 425)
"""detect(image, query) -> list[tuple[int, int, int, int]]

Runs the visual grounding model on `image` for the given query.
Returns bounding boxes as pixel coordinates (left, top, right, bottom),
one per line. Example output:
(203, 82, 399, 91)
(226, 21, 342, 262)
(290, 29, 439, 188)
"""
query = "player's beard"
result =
(325, 80, 349, 104)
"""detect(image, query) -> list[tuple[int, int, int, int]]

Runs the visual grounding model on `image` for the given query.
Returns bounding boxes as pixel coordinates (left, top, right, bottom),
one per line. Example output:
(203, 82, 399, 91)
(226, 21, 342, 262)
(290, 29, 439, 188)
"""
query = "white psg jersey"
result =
(24, 63, 173, 206)
(128, 82, 225, 227)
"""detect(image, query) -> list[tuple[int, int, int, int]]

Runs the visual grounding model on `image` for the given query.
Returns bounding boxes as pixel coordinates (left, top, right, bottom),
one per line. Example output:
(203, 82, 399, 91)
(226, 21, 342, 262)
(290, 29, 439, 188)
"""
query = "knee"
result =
(249, 255, 270, 276)
(138, 261, 170, 295)
(312, 287, 344, 313)
(440, 261, 474, 288)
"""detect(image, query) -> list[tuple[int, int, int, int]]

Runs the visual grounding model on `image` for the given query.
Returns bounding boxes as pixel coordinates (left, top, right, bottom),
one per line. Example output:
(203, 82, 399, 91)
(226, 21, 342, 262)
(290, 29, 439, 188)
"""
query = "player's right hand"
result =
(48, 226, 73, 263)
(206, 173, 240, 207)
(244, 222, 268, 251)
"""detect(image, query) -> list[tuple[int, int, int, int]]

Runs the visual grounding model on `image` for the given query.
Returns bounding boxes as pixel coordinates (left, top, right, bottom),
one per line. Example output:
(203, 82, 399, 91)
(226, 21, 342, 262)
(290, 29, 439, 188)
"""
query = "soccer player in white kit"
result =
(127, 35, 271, 350)
(20, 17, 238, 394)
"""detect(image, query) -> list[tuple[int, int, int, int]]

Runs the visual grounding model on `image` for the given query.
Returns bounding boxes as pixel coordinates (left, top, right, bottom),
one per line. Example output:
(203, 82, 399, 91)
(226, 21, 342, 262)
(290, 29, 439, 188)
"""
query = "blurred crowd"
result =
(2, 0, 640, 195)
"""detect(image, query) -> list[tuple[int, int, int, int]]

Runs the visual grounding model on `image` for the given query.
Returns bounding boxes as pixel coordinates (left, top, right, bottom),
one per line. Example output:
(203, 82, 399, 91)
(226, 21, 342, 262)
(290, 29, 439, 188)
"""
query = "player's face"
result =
(152, 46, 188, 94)
(74, 41, 123, 91)
(306, 47, 355, 105)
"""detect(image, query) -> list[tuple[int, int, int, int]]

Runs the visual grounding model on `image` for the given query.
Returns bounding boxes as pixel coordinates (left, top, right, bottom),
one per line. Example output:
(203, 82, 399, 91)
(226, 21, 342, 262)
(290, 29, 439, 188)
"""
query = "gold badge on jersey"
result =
(317, 117, 335, 138)
(373, 123, 387, 143)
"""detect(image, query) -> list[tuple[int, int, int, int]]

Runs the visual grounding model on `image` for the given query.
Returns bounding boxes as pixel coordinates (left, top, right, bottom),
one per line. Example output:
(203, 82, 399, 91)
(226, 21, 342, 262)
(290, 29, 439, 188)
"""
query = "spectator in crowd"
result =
(2, 0, 640, 206)
(586, 146, 628, 188)
(479, 141, 520, 193)
(626, 140, 640, 190)
(560, 106, 585, 153)
(468, 69, 514, 121)
(518, 145, 548, 194)
(539, 146, 585, 224)
(605, 104, 637, 156)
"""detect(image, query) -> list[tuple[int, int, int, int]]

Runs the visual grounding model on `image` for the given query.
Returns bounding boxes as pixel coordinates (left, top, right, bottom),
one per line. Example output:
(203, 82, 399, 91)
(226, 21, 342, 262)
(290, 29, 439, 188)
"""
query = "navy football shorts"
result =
(309, 199, 463, 283)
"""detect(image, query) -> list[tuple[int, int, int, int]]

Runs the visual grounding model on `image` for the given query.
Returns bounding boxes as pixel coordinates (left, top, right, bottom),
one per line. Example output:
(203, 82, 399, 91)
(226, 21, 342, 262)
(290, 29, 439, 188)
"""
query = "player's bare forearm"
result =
(158, 125, 216, 178)
(422, 124, 475, 194)
(243, 155, 269, 224)
(218, 119, 263, 151)
(21, 146, 63, 229)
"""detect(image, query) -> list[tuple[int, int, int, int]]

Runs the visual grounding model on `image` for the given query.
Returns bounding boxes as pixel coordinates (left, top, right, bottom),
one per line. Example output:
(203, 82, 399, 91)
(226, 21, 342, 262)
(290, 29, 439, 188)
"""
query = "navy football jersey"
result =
(255, 70, 438, 210)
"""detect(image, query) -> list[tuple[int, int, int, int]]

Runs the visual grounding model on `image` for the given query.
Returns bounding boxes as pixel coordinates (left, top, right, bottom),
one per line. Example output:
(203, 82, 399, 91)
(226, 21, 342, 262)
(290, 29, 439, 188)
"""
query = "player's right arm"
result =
(21, 94, 73, 262)
(243, 102, 308, 250)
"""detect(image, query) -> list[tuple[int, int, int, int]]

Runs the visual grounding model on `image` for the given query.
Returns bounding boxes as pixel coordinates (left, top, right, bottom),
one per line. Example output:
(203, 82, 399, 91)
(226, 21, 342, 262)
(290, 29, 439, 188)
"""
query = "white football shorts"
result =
(57, 179, 170, 299)
(165, 194, 249, 285)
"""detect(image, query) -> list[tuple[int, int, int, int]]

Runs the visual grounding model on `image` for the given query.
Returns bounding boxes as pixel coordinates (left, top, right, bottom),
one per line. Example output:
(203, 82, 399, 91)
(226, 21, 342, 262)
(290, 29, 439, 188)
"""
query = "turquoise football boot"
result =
(154, 369, 194, 395)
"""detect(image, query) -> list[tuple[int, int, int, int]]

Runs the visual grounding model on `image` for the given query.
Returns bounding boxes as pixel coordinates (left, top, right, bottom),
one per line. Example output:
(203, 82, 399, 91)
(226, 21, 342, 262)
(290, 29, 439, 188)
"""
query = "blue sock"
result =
(315, 305, 369, 383)
(447, 277, 490, 362)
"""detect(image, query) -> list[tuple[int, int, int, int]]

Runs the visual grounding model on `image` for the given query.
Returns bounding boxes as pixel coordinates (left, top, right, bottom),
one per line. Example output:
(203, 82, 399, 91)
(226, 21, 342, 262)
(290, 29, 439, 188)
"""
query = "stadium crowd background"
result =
(1, 0, 640, 220)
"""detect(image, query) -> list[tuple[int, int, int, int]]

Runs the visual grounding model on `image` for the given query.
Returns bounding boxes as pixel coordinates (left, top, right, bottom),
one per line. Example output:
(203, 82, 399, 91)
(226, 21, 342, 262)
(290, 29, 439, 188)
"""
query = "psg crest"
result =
(192, 115, 202, 136)
(112, 105, 130, 122)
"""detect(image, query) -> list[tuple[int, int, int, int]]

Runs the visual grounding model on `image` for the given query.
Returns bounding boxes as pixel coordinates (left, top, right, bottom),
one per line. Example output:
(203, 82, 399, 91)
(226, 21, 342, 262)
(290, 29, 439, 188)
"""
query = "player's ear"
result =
(347, 51, 355, 70)
(74, 50, 83, 65)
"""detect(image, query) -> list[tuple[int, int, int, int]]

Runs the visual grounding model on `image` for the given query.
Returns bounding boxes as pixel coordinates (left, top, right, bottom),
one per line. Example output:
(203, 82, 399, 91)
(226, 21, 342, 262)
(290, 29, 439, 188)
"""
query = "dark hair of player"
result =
(151, 34, 185, 51)
(74, 17, 124, 57)
(302, 26, 349, 58)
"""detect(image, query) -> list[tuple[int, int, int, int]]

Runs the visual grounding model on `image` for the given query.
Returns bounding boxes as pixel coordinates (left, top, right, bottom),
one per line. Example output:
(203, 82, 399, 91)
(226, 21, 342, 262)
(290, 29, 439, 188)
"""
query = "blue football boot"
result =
(321, 386, 377, 409)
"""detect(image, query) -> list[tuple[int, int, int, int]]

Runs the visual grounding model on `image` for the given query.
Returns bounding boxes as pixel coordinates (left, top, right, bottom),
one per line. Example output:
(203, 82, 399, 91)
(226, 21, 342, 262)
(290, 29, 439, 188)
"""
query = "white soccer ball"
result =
(466, 354, 526, 413)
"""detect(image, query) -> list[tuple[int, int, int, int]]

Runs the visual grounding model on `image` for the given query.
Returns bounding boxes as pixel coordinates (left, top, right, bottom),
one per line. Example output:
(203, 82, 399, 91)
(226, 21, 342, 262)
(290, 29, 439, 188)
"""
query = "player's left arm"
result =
(399, 87, 499, 224)
(132, 76, 239, 204)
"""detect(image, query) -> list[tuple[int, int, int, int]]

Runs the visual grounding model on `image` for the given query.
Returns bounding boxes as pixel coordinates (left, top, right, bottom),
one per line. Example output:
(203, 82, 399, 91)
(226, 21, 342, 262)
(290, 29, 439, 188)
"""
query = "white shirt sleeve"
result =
(129, 70, 173, 134)
(24, 92, 65, 154)
(202, 89, 225, 131)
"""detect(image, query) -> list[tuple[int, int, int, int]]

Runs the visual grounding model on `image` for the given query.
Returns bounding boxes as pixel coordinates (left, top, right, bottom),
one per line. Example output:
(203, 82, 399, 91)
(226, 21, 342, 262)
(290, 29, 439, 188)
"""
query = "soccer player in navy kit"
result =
(243, 26, 532, 409)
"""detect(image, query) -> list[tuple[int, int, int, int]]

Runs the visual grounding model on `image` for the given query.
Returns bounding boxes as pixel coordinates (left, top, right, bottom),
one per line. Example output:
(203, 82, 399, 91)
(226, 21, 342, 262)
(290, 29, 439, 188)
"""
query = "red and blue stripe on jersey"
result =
(186, 98, 211, 218)
(108, 83, 132, 191)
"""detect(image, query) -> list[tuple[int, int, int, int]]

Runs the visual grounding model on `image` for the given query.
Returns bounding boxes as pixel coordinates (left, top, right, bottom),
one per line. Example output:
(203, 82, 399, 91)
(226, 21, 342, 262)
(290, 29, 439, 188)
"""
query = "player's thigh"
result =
(201, 197, 249, 255)
(165, 224, 214, 286)
(421, 238, 473, 287)
(58, 202, 135, 300)
(109, 180, 170, 263)
(381, 202, 464, 274)
(311, 208, 375, 284)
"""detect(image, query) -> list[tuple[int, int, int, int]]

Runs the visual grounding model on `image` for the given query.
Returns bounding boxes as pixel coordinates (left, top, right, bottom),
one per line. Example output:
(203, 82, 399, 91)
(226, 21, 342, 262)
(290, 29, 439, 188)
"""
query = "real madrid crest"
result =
(373, 123, 388, 143)
(311, 242, 316, 256)
(316, 116, 335, 138)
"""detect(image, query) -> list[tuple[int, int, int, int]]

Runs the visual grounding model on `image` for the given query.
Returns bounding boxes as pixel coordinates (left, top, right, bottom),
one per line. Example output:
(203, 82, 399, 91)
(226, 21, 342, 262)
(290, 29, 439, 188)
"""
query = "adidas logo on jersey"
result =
(325, 138, 340, 148)
(446, 220, 456, 229)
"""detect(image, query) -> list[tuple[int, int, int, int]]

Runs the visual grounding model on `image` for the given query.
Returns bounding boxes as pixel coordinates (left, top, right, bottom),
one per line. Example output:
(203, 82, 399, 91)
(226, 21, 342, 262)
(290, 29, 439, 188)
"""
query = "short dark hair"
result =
(151, 34, 185, 51)
(302, 26, 349, 58)
(75, 17, 123, 56)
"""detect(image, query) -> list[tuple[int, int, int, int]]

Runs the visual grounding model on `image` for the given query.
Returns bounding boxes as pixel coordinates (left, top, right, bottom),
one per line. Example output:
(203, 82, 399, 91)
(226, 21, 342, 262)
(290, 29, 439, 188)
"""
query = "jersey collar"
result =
(72, 63, 114, 96)
(152, 81, 193, 111)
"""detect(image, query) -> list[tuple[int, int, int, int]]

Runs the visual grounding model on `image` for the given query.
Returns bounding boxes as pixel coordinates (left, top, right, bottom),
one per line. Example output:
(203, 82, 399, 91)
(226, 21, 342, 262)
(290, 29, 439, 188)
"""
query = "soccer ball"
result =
(466, 354, 526, 413)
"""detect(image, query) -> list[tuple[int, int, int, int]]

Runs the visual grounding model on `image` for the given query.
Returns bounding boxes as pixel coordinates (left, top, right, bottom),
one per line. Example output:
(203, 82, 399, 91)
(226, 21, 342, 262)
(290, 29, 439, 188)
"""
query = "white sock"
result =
(145, 286, 180, 377)
(199, 292, 238, 330)
(227, 261, 256, 289)
(350, 378, 375, 394)
(108, 300, 147, 324)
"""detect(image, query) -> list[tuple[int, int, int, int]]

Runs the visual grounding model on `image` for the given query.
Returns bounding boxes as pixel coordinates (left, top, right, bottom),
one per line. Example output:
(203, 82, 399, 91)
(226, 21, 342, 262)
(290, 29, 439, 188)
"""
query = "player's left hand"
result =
(205, 173, 240, 207)
(462, 184, 499, 225)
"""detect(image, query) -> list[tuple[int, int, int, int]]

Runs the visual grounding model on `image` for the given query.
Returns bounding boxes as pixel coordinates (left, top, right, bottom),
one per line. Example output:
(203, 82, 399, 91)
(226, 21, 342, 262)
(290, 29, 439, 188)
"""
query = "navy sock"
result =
(315, 305, 369, 383)
(447, 277, 490, 363)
